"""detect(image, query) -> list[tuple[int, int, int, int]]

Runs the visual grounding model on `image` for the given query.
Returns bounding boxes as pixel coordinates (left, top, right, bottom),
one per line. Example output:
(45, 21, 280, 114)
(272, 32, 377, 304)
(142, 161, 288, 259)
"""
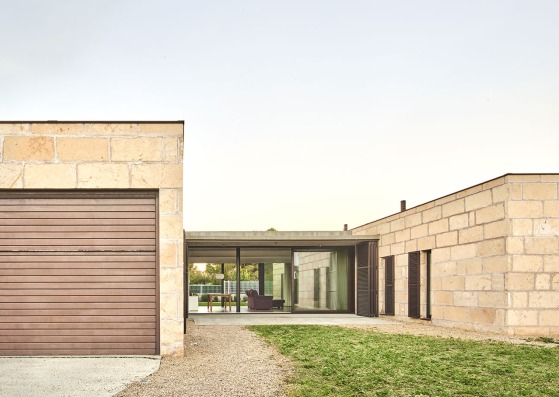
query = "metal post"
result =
(236, 247, 241, 313)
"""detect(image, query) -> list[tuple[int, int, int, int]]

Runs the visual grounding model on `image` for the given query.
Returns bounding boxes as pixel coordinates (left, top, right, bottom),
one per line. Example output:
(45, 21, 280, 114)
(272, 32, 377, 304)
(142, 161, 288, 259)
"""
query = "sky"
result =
(1, 1, 558, 231)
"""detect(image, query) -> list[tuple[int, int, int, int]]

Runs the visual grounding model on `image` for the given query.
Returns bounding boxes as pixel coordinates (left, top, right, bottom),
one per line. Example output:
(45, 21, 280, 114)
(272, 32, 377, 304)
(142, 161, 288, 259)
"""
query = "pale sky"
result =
(1, 1, 558, 231)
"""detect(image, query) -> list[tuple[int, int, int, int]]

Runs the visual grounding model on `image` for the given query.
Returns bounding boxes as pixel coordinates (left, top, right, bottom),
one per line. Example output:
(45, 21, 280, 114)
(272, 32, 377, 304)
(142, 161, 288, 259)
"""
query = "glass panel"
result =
(294, 249, 349, 311)
(241, 249, 291, 310)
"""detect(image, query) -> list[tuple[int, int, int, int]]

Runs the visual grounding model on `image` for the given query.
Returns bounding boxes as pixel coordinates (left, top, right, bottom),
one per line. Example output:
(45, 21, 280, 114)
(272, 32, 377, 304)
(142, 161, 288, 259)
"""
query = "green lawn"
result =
(249, 325, 559, 397)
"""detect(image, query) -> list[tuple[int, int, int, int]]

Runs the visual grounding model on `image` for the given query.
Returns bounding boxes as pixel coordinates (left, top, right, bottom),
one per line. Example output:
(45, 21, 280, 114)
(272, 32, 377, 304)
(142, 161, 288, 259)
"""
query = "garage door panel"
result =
(0, 192, 158, 356)
(0, 268, 156, 277)
(0, 349, 156, 356)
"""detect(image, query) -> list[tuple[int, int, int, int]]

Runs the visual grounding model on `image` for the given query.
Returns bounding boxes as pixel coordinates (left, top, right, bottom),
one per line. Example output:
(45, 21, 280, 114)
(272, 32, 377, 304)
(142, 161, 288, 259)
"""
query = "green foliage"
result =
(250, 325, 559, 397)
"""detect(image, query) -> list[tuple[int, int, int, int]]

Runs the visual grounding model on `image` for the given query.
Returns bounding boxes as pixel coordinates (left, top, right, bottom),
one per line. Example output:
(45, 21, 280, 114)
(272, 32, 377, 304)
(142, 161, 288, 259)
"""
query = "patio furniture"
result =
(207, 293, 232, 312)
(245, 289, 273, 310)
(272, 299, 285, 309)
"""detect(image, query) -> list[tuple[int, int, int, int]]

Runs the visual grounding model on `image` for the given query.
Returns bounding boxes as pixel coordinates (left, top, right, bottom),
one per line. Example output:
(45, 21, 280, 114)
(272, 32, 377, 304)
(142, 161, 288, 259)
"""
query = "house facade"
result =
(352, 174, 559, 337)
(0, 121, 184, 355)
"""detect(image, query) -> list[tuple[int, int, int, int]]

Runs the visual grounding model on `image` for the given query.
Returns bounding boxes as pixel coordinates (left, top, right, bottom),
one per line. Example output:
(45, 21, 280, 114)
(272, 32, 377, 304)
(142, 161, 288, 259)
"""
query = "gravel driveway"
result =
(116, 320, 293, 397)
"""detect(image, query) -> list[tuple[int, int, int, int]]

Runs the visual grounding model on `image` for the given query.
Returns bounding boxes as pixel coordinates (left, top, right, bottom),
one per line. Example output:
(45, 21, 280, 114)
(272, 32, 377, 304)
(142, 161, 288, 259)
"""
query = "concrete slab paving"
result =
(191, 313, 397, 326)
(0, 356, 160, 397)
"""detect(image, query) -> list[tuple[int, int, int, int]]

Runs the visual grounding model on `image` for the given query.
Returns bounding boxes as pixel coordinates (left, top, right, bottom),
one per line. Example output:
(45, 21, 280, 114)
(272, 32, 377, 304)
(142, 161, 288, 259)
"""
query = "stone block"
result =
(507, 174, 541, 182)
(544, 201, 559, 217)
(3, 136, 54, 161)
(164, 137, 178, 161)
(451, 244, 476, 261)
(377, 223, 390, 235)
(483, 177, 506, 190)
(456, 185, 482, 199)
(506, 237, 524, 254)
(525, 237, 559, 254)
(130, 163, 183, 188)
(453, 291, 478, 306)
(160, 268, 182, 293)
(476, 204, 505, 225)
(391, 242, 405, 255)
(479, 292, 507, 309)
(442, 199, 464, 218)
(87, 123, 138, 136)
(512, 219, 532, 237)
(436, 231, 457, 247)
(465, 274, 492, 291)
(469, 308, 495, 324)
(432, 261, 456, 276)
(492, 274, 505, 291)
(455, 257, 482, 274)
(434, 194, 457, 206)
(160, 294, 179, 319)
(510, 183, 522, 200)
(111, 137, 163, 162)
(541, 175, 559, 182)
(545, 256, 559, 272)
(523, 183, 557, 200)
(0, 164, 23, 188)
(57, 138, 109, 161)
(465, 190, 492, 211)
(160, 189, 178, 213)
(441, 276, 465, 291)
(507, 273, 534, 290)
(394, 229, 411, 243)
(510, 292, 528, 308)
(25, 164, 76, 188)
(529, 291, 559, 308)
(378, 245, 390, 258)
(404, 213, 422, 228)
(432, 247, 451, 263)
(508, 201, 543, 219)
(160, 214, 183, 239)
(553, 274, 559, 289)
(159, 319, 185, 348)
(77, 163, 129, 188)
(449, 213, 469, 231)
(160, 241, 178, 267)
(512, 255, 543, 272)
(410, 224, 428, 239)
(390, 218, 405, 232)
(434, 291, 453, 305)
(483, 256, 509, 273)
(444, 306, 467, 322)
(0, 123, 30, 133)
(381, 233, 395, 245)
(534, 219, 559, 236)
(417, 235, 436, 250)
(477, 238, 505, 257)
(535, 274, 551, 290)
(459, 226, 484, 244)
(405, 240, 417, 252)
(539, 311, 559, 326)
(139, 123, 183, 135)
(422, 206, 441, 223)
(491, 184, 509, 203)
(31, 123, 85, 135)
(429, 219, 449, 235)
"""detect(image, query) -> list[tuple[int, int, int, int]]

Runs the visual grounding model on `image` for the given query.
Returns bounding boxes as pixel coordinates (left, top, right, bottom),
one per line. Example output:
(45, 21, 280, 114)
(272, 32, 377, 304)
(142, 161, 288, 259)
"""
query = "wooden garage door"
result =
(0, 191, 158, 355)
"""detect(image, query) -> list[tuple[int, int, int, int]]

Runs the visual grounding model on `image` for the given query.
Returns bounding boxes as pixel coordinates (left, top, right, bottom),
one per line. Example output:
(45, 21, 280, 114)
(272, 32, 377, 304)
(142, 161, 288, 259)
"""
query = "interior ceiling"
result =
(188, 248, 292, 263)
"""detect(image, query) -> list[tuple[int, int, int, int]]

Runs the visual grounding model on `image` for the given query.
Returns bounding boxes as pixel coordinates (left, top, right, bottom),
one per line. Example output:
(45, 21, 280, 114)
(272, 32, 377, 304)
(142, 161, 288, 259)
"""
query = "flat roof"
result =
(185, 231, 378, 247)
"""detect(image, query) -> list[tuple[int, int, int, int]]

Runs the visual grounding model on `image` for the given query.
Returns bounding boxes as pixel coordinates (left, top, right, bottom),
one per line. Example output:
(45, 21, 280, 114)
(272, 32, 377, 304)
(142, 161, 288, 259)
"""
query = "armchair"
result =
(245, 289, 273, 310)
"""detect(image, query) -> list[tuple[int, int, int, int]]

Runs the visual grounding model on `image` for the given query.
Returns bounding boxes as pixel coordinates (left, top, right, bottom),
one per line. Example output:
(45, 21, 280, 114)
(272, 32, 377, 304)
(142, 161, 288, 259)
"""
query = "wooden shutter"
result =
(0, 191, 158, 356)
(408, 251, 420, 318)
(356, 243, 370, 317)
(384, 256, 395, 315)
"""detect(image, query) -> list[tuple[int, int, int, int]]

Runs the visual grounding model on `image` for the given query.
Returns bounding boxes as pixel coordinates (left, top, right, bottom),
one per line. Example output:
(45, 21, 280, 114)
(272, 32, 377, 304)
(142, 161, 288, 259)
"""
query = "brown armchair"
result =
(245, 289, 273, 310)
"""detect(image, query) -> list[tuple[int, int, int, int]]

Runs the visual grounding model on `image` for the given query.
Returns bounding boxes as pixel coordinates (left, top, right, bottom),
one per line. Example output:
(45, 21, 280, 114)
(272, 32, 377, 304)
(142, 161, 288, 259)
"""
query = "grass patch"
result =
(249, 325, 559, 397)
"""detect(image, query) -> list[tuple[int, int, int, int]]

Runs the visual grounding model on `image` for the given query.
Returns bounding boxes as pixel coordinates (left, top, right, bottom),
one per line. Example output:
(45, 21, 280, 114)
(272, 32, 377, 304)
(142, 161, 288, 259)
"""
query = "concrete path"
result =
(0, 356, 160, 397)
(191, 313, 397, 326)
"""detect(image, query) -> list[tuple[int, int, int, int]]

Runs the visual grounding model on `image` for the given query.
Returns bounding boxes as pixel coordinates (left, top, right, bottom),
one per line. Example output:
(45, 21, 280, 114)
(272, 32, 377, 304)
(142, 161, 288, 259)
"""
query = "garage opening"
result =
(0, 190, 158, 356)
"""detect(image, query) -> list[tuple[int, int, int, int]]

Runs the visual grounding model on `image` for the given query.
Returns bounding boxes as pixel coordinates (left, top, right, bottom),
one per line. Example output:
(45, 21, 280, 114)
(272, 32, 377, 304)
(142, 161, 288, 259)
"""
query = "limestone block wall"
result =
(353, 174, 559, 336)
(505, 175, 559, 336)
(0, 121, 184, 354)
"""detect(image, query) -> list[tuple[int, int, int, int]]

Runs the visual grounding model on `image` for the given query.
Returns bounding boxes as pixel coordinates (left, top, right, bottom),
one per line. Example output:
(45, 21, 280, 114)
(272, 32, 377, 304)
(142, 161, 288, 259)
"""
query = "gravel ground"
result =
(116, 320, 294, 397)
(117, 318, 555, 397)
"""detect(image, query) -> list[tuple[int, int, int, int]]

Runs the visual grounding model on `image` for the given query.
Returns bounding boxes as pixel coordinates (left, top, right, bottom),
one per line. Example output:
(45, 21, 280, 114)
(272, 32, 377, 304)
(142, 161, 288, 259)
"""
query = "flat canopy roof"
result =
(185, 231, 379, 247)
(185, 231, 379, 263)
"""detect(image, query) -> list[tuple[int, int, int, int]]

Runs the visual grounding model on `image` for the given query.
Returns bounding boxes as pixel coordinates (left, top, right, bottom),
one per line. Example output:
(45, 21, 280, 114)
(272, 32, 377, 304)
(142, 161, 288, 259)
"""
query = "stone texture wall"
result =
(0, 122, 184, 354)
(352, 174, 559, 337)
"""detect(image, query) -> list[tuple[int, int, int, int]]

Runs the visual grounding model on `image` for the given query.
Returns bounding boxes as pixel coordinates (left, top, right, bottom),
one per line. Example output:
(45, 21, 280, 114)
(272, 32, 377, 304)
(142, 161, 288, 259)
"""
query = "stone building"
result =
(352, 174, 559, 337)
(0, 121, 184, 355)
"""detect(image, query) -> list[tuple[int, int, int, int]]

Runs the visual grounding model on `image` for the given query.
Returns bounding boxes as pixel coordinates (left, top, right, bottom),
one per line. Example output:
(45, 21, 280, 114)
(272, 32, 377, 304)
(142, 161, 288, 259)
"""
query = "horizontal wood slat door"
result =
(0, 191, 158, 356)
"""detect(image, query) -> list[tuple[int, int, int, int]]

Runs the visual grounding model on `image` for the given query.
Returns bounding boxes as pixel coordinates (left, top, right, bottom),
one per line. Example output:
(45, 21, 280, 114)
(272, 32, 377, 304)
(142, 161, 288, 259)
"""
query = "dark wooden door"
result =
(0, 191, 158, 355)
(356, 241, 378, 317)
(408, 251, 420, 318)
